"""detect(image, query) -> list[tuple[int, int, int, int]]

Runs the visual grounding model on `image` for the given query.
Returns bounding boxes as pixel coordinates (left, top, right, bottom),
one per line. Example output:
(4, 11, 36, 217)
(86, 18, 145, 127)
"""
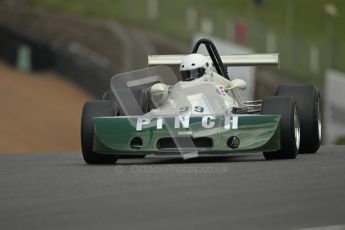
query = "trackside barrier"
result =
(0, 24, 113, 97)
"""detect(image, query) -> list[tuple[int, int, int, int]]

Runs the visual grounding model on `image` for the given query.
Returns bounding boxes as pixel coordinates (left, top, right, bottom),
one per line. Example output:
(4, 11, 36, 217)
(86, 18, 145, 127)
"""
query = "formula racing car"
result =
(81, 38, 321, 164)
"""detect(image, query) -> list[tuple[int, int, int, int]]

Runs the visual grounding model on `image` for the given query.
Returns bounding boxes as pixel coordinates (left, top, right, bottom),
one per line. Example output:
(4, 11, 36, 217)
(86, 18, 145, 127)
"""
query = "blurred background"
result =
(0, 0, 344, 152)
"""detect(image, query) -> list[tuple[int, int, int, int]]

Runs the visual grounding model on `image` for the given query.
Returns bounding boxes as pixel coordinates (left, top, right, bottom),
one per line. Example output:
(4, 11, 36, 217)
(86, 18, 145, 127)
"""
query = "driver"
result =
(149, 53, 247, 107)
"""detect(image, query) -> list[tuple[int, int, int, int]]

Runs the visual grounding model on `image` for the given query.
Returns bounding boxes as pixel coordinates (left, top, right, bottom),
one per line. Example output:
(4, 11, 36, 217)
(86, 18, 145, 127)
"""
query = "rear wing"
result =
(148, 53, 279, 67)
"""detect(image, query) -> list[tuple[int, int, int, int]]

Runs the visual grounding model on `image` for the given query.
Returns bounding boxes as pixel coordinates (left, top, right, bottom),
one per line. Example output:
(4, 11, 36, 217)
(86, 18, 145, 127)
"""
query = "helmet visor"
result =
(180, 68, 206, 81)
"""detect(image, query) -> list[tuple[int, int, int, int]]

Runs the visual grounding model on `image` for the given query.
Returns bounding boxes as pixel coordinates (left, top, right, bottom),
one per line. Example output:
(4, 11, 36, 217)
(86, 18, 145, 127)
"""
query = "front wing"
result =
(93, 115, 281, 156)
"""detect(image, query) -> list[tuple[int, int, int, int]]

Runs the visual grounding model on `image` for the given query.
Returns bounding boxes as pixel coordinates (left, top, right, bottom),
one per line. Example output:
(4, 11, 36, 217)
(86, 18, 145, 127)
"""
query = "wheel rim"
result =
(294, 106, 301, 151)
(317, 99, 322, 142)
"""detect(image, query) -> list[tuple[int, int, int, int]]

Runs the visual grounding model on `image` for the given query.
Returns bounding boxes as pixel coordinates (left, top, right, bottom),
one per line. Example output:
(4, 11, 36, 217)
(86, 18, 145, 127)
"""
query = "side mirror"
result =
(228, 79, 247, 91)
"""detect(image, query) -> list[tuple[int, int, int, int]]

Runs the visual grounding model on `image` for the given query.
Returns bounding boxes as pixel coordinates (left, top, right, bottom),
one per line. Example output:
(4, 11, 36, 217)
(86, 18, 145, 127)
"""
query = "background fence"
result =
(28, 0, 344, 86)
(116, 0, 343, 86)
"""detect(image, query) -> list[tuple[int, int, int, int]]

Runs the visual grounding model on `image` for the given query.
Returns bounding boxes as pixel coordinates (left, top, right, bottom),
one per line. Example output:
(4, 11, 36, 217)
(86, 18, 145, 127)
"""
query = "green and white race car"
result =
(81, 38, 321, 164)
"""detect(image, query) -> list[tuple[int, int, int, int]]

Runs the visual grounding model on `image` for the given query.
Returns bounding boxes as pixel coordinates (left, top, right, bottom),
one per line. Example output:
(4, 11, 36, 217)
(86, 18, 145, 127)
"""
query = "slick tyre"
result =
(261, 96, 300, 160)
(274, 84, 321, 153)
(81, 100, 119, 164)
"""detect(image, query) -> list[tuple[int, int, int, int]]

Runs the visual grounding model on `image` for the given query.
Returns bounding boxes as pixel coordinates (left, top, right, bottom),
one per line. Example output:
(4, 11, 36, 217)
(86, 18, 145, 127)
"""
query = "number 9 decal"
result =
(194, 106, 204, 113)
(179, 106, 189, 113)
(179, 106, 205, 113)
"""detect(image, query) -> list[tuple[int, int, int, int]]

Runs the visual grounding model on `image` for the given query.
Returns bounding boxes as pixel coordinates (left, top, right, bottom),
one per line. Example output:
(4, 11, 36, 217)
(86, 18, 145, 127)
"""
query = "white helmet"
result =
(179, 53, 213, 81)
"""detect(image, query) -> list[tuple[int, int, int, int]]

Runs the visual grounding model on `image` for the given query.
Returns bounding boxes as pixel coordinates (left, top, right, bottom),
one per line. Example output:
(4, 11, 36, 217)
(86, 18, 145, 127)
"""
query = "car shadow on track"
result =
(115, 154, 265, 165)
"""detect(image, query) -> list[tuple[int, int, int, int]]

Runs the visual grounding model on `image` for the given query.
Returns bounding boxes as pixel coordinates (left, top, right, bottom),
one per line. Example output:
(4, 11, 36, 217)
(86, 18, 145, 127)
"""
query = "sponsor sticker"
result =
(216, 86, 226, 96)
(136, 115, 238, 131)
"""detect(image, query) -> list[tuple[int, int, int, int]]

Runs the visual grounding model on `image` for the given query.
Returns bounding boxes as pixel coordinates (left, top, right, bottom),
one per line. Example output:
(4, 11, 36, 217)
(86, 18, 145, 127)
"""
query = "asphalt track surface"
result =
(1, 145, 345, 230)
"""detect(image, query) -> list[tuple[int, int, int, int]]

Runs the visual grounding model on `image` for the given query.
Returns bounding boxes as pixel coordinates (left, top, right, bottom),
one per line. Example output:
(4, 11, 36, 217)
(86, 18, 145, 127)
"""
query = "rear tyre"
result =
(81, 100, 119, 164)
(261, 96, 300, 160)
(274, 84, 321, 153)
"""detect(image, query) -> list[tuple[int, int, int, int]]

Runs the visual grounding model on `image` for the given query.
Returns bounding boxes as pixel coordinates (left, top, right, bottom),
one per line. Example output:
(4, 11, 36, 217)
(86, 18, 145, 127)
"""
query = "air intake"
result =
(156, 137, 213, 150)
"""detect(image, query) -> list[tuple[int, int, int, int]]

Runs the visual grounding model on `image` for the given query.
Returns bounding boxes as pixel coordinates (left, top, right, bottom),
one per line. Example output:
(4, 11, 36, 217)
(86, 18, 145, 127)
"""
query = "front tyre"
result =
(261, 96, 300, 160)
(81, 100, 119, 164)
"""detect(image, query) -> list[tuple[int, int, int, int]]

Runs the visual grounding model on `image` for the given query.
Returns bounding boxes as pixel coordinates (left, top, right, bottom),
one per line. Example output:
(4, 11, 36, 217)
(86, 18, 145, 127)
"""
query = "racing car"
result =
(81, 38, 321, 164)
